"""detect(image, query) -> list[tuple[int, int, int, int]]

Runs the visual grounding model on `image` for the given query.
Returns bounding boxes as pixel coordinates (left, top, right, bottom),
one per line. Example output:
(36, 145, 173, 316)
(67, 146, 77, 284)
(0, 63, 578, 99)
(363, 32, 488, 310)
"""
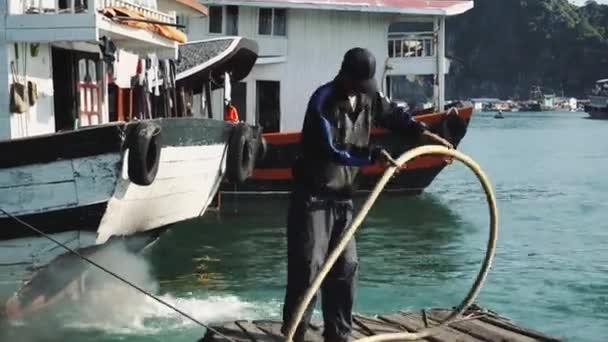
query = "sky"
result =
(570, 0, 608, 5)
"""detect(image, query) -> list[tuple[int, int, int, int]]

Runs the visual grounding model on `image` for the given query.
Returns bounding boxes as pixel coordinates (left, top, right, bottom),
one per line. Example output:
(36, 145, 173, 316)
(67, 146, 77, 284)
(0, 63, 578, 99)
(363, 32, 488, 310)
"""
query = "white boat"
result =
(0, 1, 262, 267)
(585, 79, 608, 119)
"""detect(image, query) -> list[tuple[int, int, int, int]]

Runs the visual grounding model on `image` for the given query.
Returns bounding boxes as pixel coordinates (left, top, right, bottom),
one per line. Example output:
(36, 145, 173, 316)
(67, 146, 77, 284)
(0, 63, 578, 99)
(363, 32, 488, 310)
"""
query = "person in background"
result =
(281, 47, 453, 342)
(224, 101, 240, 123)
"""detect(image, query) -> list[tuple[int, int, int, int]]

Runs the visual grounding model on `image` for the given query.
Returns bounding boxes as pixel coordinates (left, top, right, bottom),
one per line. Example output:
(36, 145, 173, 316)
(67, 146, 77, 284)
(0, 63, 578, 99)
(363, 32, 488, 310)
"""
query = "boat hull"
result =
(221, 106, 473, 196)
(585, 105, 608, 119)
(0, 118, 232, 265)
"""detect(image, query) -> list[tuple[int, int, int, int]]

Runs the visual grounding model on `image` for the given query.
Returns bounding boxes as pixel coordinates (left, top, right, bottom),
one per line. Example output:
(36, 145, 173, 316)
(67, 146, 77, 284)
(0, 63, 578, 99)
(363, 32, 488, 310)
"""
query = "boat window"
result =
(53, 48, 77, 131)
(176, 15, 189, 33)
(274, 9, 287, 36)
(209, 6, 223, 33)
(79, 58, 87, 82)
(88, 60, 96, 83)
(424, 39, 433, 57)
(385, 75, 434, 112)
(256, 81, 281, 133)
(258, 8, 287, 36)
(258, 8, 272, 35)
(394, 42, 402, 58)
(76, 56, 101, 127)
(388, 21, 434, 58)
(54, 49, 102, 131)
(58, 0, 88, 12)
(226, 6, 239, 35)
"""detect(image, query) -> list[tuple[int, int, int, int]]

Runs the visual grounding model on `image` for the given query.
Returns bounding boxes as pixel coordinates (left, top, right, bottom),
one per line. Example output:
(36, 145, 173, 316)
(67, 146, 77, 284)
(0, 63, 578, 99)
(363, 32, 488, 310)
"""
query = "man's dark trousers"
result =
(282, 189, 358, 342)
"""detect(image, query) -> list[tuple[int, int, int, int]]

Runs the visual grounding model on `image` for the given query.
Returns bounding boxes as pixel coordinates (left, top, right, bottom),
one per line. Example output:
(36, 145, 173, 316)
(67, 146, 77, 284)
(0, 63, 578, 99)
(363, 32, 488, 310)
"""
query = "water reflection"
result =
(358, 193, 476, 287)
(150, 198, 290, 294)
(151, 193, 478, 302)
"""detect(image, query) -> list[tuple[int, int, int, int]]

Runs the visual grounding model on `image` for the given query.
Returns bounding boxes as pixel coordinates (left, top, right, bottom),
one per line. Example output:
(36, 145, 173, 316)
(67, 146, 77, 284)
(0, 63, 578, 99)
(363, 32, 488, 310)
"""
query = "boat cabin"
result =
(592, 79, 608, 96)
(0, 0, 210, 141)
(184, 0, 474, 132)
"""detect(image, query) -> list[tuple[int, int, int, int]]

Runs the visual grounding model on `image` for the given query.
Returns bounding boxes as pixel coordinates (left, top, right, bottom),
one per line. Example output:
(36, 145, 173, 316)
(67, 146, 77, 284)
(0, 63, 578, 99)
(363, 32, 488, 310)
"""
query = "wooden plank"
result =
(304, 322, 325, 342)
(235, 320, 275, 341)
(202, 322, 252, 342)
(252, 320, 284, 341)
(199, 308, 560, 342)
(238, 320, 323, 342)
(157, 159, 223, 180)
(353, 315, 403, 335)
(427, 310, 539, 342)
(379, 313, 482, 342)
(477, 316, 562, 342)
(97, 172, 222, 241)
(350, 327, 369, 340)
(0, 159, 73, 188)
(0, 181, 78, 216)
(72, 154, 120, 178)
(159, 145, 226, 163)
(73, 154, 120, 205)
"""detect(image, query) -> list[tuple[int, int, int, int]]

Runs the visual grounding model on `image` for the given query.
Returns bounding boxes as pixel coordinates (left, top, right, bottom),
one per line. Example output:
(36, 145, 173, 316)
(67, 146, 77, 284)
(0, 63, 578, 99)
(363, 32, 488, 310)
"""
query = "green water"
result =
(2, 111, 608, 341)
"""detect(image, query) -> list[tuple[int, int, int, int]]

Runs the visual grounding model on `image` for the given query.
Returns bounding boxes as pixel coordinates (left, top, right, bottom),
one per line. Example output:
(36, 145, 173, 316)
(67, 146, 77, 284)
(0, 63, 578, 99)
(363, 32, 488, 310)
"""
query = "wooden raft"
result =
(200, 307, 561, 342)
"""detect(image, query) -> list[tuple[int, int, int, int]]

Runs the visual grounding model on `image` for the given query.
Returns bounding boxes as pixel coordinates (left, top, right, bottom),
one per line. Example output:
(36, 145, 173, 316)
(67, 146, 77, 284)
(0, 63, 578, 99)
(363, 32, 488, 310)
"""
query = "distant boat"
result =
(585, 79, 608, 119)
(494, 111, 504, 119)
(524, 86, 556, 111)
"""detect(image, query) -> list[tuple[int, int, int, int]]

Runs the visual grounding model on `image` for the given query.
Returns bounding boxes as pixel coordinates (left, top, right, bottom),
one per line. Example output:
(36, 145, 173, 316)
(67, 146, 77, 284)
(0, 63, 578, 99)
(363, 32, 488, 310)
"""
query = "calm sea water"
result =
(1, 111, 607, 341)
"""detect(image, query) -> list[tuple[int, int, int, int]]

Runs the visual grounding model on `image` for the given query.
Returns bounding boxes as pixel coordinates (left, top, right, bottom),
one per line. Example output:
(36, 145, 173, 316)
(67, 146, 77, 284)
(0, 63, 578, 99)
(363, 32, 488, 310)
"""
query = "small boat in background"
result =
(585, 79, 608, 119)
(522, 86, 556, 112)
(494, 111, 504, 119)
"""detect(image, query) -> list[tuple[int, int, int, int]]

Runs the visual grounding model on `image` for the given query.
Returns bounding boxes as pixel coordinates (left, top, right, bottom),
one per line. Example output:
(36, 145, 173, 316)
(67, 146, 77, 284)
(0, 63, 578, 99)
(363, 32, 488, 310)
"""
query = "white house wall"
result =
(189, 7, 395, 131)
(1, 1, 10, 139)
(6, 43, 56, 139)
(278, 9, 392, 131)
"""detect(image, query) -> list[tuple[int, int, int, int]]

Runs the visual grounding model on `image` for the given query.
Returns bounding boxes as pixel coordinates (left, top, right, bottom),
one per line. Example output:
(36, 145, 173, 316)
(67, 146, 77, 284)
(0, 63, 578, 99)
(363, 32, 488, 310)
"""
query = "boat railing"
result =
(590, 95, 608, 107)
(11, 0, 175, 24)
(387, 31, 435, 58)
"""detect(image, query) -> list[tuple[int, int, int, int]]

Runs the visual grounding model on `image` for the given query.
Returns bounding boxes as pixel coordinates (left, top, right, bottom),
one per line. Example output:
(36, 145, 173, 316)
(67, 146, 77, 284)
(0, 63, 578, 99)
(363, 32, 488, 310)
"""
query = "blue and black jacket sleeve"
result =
(372, 92, 428, 137)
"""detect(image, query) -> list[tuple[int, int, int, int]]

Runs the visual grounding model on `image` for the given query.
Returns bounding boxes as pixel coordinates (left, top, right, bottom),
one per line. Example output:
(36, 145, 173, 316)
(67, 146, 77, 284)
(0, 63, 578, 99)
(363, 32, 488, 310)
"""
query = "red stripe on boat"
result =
(262, 107, 473, 146)
(251, 155, 447, 180)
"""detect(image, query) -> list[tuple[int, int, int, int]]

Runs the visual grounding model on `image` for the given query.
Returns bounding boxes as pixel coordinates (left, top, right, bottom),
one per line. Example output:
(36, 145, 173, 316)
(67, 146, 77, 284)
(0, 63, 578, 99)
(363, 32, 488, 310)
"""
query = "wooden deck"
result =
(200, 306, 561, 342)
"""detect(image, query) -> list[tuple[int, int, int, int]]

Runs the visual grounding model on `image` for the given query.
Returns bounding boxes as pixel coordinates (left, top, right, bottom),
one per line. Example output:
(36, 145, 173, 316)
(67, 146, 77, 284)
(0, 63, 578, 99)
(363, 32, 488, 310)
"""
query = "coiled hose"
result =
(285, 145, 499, 342)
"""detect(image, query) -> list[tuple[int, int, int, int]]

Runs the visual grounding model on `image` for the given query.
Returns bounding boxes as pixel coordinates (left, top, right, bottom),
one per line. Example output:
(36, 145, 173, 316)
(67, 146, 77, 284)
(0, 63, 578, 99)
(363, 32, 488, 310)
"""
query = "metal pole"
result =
(437, 16, 446, 111)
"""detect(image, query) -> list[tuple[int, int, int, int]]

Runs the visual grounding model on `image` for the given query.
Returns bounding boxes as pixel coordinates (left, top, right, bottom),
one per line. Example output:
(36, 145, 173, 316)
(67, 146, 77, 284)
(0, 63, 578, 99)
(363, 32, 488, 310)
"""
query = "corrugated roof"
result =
(203, 0, 473, 16)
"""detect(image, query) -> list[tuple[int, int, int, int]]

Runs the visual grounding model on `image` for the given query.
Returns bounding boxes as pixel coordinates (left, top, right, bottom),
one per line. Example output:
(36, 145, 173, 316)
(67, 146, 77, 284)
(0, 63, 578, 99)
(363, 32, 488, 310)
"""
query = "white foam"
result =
(6, 242, 281, 336)
(62, 291, 274, 335)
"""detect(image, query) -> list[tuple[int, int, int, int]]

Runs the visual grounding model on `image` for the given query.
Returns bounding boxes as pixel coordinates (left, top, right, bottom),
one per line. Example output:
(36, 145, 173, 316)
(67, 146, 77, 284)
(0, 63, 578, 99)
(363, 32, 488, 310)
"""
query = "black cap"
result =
(339, 47, 378, 94)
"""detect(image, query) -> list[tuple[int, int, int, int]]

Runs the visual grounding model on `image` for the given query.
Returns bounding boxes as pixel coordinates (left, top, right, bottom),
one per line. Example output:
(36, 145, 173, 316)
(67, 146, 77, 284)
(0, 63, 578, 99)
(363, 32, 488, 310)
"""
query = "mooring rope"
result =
(0, 208, 238, 342)
(285, 145, 499, 342)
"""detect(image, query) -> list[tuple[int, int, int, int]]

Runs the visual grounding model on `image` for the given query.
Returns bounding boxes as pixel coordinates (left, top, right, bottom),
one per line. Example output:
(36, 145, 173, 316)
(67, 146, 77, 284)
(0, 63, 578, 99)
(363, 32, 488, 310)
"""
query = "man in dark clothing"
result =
(281, 47, 453, 342)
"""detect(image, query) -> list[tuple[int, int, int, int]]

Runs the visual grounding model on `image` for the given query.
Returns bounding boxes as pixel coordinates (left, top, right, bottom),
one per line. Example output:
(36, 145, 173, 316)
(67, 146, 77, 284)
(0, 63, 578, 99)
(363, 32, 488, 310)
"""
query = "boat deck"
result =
(200, 306, 561, 342)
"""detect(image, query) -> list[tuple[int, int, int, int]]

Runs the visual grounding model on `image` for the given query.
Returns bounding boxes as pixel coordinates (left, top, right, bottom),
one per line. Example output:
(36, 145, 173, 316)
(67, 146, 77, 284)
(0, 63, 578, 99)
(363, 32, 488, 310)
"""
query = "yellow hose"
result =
(284, 145, 499, 342)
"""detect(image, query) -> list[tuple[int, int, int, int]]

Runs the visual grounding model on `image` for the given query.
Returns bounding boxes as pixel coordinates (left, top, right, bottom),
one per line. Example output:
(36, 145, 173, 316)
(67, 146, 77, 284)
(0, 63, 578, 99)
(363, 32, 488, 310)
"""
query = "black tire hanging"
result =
(257, 135, 268, 161)
(226, 123, 257, 184)
(128, 122, 162, 186)
(439, 109, 468, 146)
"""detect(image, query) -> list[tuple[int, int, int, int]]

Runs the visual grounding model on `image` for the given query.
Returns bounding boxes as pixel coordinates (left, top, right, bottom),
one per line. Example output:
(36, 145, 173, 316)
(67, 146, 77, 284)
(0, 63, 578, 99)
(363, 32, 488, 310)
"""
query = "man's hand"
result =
(423, 131, 454, 150)
(376, 149, 401, 169)
(421, 131, 454, 164)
